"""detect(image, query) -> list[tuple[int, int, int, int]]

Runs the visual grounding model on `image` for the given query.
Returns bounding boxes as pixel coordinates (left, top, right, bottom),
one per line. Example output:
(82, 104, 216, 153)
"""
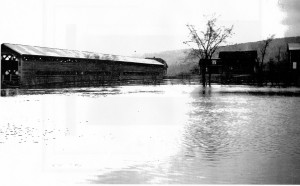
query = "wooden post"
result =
(18, 56, 23, 88)
(200, 59, 207, 87)
(0, 48, 1, 90)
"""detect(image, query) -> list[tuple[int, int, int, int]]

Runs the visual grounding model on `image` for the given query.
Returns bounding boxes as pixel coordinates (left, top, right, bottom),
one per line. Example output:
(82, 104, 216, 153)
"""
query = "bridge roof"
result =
(2, 43, 163, 66)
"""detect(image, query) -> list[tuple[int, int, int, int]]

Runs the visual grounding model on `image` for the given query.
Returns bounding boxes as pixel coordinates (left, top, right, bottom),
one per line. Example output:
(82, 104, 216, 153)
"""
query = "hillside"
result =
(142, 36, 300, 76)
(141, 49, 199, 76)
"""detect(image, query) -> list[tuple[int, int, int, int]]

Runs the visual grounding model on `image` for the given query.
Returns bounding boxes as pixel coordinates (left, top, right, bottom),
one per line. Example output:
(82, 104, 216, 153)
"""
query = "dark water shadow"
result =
(191, 85, 300, 97)
(0, 84, 165, 97)
(0, 88, 124, 98)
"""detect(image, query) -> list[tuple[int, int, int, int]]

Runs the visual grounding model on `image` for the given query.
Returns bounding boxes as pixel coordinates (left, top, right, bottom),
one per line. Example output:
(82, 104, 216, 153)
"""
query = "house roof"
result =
(288, 43, 300, 51)
(2, 43, 163, 66)
(219, 50, 257, 59)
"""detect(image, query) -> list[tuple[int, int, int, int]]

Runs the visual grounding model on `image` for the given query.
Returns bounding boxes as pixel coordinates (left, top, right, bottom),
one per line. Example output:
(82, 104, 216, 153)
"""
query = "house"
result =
(218, 51, 257, 74)
(218, 50, 257, 83)
(288, 43, 300, 85)
(207, 58, 222, 74)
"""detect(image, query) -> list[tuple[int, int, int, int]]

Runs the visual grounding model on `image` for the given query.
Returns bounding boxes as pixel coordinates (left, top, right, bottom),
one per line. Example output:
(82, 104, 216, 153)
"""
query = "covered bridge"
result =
(1, 43, 166, 88)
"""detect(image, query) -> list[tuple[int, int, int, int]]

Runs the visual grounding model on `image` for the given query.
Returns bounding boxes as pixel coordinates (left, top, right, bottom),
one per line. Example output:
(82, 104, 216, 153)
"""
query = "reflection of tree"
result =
(183, 90, 230, 161)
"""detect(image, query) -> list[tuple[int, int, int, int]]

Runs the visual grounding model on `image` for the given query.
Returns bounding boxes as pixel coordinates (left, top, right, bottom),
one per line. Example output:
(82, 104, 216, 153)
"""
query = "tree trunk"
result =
(200, 59, 206, 87)
(208, 69, 211, 86)
(202, 68, 206, 87)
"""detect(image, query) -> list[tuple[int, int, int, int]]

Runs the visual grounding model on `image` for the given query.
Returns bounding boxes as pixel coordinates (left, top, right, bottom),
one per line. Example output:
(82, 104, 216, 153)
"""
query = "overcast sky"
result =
(0, 0, 296, 56)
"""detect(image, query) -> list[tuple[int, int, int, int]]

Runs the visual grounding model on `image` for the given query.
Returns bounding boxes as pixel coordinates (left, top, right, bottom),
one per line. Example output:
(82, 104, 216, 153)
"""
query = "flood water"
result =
(1, 82, 300, 185)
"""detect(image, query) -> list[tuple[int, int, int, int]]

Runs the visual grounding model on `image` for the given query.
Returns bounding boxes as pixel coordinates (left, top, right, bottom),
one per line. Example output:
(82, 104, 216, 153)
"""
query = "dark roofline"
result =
(219, 50, 257, 59)
(219, 50, 258, 53)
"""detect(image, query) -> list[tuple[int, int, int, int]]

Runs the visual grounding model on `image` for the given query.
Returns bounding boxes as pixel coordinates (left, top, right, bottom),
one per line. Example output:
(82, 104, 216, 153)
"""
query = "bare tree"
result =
(258, 34, 275, 69)
(184, 16, 233, 87)
(257, 35, 275, 85)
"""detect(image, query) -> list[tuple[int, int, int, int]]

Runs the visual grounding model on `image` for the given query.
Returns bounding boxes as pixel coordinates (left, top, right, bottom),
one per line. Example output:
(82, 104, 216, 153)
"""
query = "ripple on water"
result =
(1, 85, 300, 184)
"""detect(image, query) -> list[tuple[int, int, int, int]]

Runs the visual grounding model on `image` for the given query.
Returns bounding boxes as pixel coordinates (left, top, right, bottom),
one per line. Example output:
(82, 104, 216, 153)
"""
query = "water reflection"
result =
(185, 89, 226, 162)
(176, 86, 300, 183)
(1, 84, 300, 184)
(88, 85, 300, 184)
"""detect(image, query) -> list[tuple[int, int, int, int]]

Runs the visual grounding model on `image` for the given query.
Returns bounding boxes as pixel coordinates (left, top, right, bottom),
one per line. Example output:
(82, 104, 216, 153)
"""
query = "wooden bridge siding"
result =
(120, 64, 164, 76)
(20, 59, 110, 87)
(19, 58, 164, 87)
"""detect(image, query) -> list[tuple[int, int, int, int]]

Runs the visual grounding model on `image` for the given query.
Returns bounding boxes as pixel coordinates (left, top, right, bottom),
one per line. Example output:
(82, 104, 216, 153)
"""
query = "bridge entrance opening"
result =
(1, 54, 20, 88)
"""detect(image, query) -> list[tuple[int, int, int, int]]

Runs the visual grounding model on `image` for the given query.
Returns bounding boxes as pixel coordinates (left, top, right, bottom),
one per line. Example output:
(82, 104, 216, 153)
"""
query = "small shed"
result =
(288, 43, 300, 85)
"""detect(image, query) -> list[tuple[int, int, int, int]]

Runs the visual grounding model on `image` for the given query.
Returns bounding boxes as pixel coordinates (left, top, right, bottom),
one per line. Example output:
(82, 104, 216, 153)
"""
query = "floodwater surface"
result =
(1, 83, 300, 185)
